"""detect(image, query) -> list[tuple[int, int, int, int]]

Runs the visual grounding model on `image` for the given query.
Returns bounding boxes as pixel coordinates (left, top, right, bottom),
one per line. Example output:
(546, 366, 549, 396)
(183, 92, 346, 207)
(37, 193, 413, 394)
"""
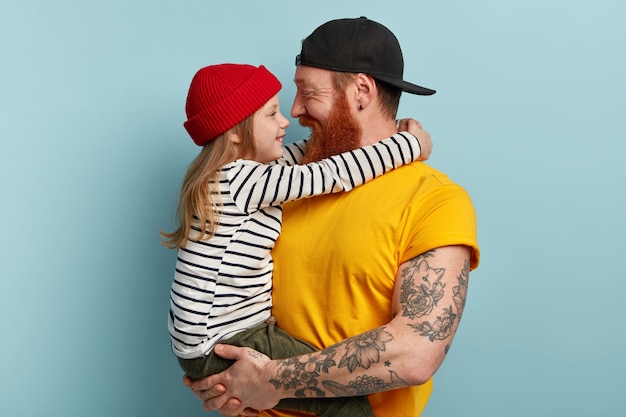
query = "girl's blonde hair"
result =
(160, 115, 257, 249)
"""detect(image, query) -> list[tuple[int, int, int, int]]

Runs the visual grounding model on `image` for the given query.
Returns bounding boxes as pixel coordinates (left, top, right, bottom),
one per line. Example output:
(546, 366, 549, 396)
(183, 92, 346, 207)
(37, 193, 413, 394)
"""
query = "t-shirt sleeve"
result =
(403, 182, 480, 270)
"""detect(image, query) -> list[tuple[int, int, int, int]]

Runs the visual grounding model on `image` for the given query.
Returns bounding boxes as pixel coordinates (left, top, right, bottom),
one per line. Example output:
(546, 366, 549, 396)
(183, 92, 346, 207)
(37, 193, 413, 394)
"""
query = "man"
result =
(185, 16, 480, 417)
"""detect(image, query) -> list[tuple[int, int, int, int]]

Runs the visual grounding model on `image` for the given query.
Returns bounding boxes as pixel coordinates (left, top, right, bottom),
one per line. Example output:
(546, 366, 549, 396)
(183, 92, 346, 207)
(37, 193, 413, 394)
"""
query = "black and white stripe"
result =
(168, 132, 421, 358)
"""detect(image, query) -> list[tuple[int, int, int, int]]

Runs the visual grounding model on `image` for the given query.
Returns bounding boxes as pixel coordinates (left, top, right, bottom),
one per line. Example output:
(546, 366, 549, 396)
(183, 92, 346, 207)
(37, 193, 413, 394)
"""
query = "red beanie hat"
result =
(183, 64, 282, 146)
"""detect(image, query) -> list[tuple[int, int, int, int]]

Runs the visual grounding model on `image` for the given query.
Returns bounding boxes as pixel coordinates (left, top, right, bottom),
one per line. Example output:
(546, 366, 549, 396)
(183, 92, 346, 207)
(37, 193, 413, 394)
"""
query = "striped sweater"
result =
(168, 132, 421, 359)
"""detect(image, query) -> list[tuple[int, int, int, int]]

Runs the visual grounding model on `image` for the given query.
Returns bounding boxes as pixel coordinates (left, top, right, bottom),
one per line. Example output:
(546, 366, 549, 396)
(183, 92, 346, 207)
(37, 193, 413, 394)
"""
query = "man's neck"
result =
(357, 115, 399, 147)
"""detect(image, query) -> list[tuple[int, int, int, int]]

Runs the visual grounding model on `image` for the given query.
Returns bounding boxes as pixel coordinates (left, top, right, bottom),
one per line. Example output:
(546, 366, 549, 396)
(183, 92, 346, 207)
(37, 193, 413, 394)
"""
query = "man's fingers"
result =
(190, 379, 227, 396)
(213, 344, 269, 362)
(397, 118, 423, 131)
(212, 344, 242, 360)
(211, 397, 244, 416)
(241, 407, 261, 416)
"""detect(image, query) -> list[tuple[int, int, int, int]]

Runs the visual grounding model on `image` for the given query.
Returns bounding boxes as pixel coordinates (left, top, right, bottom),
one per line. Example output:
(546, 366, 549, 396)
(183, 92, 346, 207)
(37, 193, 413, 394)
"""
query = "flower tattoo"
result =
(269, 349, 338, 397)
(409, 305, 457, 341)
(339, 328, 393, 372)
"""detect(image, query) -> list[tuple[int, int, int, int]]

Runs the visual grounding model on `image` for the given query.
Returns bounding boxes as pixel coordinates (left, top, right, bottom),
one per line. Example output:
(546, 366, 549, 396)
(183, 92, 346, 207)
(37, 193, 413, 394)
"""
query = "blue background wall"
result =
(1, 1, 624, 416)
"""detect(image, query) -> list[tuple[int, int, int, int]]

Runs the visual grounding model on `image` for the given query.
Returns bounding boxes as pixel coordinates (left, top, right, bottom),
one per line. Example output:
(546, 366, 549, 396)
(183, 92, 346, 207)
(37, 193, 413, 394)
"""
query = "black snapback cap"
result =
(295, 17, 436, 96)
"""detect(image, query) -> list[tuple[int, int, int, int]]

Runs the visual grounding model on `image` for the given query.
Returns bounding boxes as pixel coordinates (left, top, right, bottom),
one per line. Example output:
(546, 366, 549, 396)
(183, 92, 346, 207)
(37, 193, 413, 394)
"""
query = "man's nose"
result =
(291, 95, 304, 118)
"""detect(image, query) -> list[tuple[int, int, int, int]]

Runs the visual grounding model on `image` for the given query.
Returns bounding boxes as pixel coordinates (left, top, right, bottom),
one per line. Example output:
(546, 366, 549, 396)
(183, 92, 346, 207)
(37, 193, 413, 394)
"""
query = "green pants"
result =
(178, 320, 374, 417)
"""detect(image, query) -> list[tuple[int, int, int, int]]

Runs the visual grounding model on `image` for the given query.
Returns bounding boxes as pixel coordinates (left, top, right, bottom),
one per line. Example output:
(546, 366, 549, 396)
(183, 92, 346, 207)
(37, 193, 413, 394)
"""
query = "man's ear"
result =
(354, 73, 376, 109)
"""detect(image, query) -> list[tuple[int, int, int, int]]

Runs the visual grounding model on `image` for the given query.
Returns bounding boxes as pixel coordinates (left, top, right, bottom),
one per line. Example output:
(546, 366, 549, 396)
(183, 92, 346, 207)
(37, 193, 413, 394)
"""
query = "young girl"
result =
(161, 63, 431, 416)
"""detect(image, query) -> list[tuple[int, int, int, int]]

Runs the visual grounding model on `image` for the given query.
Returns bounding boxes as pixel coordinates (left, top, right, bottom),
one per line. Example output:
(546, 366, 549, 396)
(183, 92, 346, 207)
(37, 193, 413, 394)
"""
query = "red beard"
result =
(299, 93, 362, 163)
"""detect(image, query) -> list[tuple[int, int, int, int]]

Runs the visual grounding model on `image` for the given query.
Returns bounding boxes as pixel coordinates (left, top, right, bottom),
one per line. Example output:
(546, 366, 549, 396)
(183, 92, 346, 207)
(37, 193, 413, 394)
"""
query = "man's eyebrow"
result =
(293, 76, 312, 86)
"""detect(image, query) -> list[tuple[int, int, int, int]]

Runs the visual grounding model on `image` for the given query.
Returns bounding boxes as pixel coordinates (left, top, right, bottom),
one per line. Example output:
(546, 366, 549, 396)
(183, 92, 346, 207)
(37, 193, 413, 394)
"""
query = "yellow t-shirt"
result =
(264, 161, 480, 417)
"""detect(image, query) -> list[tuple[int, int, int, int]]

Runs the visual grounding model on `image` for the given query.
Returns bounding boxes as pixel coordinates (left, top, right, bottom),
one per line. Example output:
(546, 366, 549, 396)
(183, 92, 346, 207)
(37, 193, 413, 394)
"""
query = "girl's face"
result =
(252, 94, 290, 163)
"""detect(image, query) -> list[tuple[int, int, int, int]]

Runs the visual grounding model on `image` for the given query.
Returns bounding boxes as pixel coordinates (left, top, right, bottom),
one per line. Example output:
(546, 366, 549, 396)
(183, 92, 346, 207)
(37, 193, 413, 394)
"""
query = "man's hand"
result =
(183, 375, 249, 416)
(184, 344, 281, 416)
(398, 118, 432, 161)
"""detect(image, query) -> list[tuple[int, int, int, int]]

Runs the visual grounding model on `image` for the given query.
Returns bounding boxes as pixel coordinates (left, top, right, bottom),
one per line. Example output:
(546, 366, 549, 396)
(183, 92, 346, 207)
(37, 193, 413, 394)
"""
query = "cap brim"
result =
(373, 74, 436, 95)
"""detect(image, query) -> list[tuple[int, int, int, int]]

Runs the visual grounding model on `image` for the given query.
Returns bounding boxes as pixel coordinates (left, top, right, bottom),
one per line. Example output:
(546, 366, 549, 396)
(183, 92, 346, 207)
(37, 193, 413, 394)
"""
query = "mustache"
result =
(298, 114, 320, 130)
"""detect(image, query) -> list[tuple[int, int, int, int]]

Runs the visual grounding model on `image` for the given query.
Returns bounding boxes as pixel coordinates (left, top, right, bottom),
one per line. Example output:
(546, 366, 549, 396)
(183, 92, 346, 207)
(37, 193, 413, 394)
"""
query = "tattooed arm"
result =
(186, 245, 471, 416)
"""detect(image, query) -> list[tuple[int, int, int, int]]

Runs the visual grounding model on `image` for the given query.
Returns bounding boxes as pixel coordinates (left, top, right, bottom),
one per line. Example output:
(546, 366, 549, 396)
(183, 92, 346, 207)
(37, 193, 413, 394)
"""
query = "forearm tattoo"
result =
(339, 328, 392, 372)
(269, 328, 406, 398)
(266, 251, 471, 397)
(322, 371, 408, 396)
(400, 251, 470, 351)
